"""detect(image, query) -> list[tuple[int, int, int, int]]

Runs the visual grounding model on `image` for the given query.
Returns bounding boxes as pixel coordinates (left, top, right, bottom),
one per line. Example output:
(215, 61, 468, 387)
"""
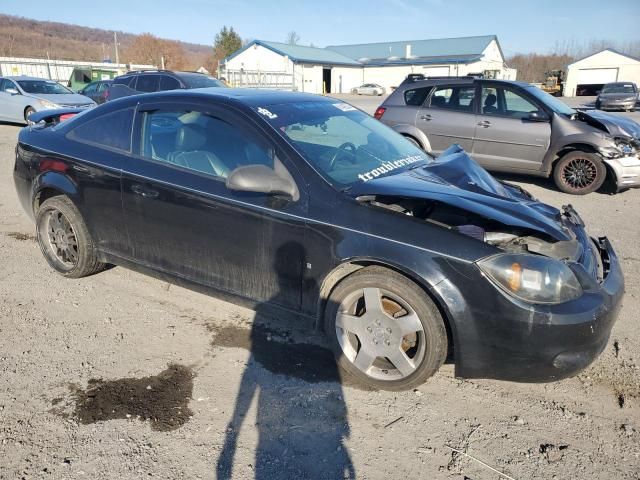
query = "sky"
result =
(1, 0, 639, 54)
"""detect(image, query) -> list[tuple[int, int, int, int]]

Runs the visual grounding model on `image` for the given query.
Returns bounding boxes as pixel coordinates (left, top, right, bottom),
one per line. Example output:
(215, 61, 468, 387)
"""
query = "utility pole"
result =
(114, 32, 120, 65)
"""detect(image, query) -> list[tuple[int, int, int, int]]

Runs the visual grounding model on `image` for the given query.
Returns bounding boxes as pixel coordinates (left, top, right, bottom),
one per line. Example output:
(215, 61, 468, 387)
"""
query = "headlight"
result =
(38, 99, 59, 110)
(478, 253, 582, 304)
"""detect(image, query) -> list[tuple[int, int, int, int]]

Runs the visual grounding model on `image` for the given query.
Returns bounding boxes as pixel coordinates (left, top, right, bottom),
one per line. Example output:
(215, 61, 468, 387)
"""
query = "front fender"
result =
(542, 134, 608, 175)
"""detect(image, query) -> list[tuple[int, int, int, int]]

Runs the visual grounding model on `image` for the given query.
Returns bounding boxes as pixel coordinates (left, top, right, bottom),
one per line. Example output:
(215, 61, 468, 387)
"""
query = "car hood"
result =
(577, 109, 640, 141)
(349, 145, 573, 241)
(29, 93, 94, 105)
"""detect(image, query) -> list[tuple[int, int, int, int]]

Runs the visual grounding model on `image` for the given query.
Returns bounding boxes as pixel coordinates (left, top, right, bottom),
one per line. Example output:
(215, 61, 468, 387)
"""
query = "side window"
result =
(0, 79, 6, 91)
(83, 83, 97, 94)
(160, 76, 181, 91)
(1, 80, 16, 92)
(429, 85, 476, 111)
(404, 87, 431, 106)
(141, 110, 275, 179)
(481, 86, 541, 118)
(503, 88, 540, 118)
(68, 108, 134, 152)
(97, 82, 110, 92)
(114, 76, 134, 87)
(135, 75, 160, 93)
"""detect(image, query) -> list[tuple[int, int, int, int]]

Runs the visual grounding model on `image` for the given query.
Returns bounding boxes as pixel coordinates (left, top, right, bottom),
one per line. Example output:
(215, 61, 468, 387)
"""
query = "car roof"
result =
(399, 77, 532, 89)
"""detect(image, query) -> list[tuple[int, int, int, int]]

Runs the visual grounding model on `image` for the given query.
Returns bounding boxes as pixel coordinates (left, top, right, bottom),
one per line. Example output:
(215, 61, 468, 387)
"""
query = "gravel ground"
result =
(0, 112, 639, 480)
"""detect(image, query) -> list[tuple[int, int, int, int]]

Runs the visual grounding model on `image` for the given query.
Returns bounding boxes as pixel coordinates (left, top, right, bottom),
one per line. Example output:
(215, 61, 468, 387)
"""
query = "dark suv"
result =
(376, 75, 640, 194)
(107, 70, 226, 101)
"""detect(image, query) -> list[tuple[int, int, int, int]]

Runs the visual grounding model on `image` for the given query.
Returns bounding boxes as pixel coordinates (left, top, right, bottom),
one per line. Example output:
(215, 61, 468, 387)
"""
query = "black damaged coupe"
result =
(13, 89, 624, 390)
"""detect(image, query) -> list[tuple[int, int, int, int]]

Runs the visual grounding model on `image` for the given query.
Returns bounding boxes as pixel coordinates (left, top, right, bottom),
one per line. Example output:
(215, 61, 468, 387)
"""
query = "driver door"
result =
(122, 101, 308, 309)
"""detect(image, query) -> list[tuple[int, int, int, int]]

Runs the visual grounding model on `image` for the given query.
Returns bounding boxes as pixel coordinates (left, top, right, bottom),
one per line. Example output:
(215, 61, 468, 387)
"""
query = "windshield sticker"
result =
(333, 103, 357, 112)
(257, 107, 278, 119)
(358, 155, 423, 182)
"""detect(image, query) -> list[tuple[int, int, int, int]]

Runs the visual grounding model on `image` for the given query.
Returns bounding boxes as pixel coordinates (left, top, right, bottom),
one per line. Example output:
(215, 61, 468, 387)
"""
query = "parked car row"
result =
(0, 70, 227, 124)
(375, 74, 640, 194)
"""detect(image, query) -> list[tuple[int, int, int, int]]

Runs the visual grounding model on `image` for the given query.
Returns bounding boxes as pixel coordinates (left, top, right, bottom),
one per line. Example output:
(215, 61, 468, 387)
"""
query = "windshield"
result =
(602, 83, 636, 94)
(178, 73, 226, 89)
(524, 85, 575, 115)
(18, 80, 73, 95)
(257, 101, 433, 188)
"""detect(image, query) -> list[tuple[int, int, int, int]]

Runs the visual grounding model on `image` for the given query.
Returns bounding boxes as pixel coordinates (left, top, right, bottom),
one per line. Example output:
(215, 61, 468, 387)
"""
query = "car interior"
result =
(143, 111, 274, 179)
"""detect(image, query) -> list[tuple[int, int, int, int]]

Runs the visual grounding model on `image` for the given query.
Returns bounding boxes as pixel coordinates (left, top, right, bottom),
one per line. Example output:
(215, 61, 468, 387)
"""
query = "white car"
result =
(0, 76, 95, 124)
(351, 83, 386, 96)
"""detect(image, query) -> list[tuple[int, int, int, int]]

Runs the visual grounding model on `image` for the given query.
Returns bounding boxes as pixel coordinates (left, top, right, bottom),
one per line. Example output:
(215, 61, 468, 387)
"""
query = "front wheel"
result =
(324, 267, 448, 390)
(24, 106, 35, 123)
(36, 196, 105, 278)
(553, 151, 606, 195)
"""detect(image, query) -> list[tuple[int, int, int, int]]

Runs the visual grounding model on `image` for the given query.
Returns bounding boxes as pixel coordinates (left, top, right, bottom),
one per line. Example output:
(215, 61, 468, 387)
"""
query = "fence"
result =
(222, 69, 294, 90)
(0, 56, 154, 84)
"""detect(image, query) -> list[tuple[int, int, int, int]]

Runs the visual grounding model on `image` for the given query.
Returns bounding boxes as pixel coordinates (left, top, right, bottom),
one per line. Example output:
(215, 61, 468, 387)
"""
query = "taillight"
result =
(374, 107, 386, 120)
(59, 113, 77, 122)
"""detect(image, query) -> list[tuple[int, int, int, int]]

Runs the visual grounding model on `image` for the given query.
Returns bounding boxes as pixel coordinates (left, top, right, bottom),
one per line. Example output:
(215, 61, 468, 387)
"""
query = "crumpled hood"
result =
(349, 145, 573, 241)
(579, 109, 640, 141)
(29, 93, 95, 106)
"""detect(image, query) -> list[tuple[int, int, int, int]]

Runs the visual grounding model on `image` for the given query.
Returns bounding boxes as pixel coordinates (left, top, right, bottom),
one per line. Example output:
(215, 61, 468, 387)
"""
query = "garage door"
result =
(576, 68, 618, 85)
(421, 66, 450, 77)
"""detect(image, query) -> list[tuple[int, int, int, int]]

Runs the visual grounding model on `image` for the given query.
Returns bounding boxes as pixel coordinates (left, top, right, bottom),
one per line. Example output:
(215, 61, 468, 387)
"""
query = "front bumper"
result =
(604, 155, 640, 189)
(598, 100, 636, 110)
(434, 237, 624, 382)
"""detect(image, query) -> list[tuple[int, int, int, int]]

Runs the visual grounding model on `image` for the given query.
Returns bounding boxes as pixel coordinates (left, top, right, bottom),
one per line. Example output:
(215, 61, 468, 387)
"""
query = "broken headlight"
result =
(478, 253, 582, 304)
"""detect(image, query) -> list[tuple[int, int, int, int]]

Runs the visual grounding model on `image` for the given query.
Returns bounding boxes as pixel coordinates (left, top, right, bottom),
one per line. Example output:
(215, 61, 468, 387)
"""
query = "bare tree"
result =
(286, 31, 300, 45)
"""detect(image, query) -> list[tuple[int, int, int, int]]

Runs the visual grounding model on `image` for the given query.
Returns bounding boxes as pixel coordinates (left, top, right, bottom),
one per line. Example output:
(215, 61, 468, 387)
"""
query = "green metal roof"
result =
(226, 40, 360, 66)
(225, 35, 500, 67)
(327, 35, 497, 62)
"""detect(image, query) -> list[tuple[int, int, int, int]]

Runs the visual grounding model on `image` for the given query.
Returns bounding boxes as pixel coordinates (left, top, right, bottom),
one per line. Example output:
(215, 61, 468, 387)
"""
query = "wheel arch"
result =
(545, 142, 601, 175)
(389, 124, 433, 152)
(316, 258, 457, 359)
(33, 172, 80, 214)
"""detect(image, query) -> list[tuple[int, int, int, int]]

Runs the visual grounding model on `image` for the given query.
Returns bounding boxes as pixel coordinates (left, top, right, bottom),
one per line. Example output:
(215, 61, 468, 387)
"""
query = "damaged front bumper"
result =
(434, 237, 624, 382)
(604, 155, 640, 189)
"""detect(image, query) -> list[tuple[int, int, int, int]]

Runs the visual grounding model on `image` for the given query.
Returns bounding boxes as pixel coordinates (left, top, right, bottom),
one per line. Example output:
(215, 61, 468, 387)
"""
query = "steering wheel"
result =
(328, 142, 358, 170)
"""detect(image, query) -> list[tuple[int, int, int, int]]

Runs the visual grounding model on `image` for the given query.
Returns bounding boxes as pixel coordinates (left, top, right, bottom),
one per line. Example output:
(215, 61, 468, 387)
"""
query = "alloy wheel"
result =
(44, 209, 79, 268)
(335, 287, 426, 380)
(561, 157, 598, 192)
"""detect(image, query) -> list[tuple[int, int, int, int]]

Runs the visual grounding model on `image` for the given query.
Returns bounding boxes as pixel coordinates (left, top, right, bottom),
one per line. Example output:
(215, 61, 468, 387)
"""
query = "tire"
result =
(553, 151, 607, 195)
(36, 196, 105, 278)
(24, 106, 35, 123)
(324, 266, 447, 390)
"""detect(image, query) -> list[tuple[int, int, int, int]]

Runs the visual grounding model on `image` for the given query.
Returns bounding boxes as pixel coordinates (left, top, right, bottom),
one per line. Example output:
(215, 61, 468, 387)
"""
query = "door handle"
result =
(131, 184, 159, 199)
(419, 114, 432, 121)
(477, 120, 491, 128)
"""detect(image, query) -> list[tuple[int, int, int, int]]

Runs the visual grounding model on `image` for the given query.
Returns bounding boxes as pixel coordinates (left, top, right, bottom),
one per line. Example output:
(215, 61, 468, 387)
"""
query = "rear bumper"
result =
(435, 237, 624, 382)
(604, 156, 640, 189)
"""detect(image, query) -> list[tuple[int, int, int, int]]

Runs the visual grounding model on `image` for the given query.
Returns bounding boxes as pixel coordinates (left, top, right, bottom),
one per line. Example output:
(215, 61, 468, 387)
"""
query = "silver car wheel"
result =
(335, 287, 426, 380)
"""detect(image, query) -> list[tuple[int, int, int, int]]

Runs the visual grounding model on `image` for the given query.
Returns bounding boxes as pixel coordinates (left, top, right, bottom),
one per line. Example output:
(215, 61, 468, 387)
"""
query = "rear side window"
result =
(114, 76, 134, 87)
(429, 85, 476, 111)
(136, 75, 160, 93)
(68, 108, 134, 152)
(404, 87, 431, 106)
(160, 76, 181, 91)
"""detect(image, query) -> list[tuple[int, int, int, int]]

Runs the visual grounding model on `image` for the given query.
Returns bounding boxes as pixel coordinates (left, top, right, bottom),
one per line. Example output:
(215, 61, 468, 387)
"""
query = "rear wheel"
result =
(24, 106, 35, 123)
(553, 151, 606, 195)
(36, 196, 105, 278)
(324, 267, 448, 390)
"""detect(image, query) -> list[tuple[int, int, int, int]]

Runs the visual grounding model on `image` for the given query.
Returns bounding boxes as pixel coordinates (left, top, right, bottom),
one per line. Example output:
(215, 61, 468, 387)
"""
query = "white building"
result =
(564, 49, 640, 97)
(222, 35, 516, 94)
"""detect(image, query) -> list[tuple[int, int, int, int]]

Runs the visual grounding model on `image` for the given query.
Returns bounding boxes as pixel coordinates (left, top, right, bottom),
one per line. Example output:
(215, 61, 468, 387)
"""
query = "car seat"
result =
(483, 94, 498, 114)
(168, 124, 230, 177)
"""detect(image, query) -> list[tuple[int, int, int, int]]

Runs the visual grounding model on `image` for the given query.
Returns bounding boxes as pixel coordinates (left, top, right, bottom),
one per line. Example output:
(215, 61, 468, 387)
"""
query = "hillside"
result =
(0, 14, 213, 69)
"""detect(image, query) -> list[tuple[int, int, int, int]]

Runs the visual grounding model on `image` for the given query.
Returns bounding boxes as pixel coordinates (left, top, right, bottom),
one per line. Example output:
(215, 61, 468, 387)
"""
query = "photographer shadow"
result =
(215, 242, 355, 480)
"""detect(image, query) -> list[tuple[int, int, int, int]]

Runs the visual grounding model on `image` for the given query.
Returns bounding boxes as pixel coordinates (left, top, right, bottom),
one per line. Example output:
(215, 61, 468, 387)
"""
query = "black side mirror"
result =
(527, 111, 549, 122)
(226, 164, 298, 199)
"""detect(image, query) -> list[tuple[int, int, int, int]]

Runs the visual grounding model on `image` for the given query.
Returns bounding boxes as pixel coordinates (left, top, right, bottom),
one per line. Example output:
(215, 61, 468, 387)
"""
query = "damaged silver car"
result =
(376, 75, 640, 194)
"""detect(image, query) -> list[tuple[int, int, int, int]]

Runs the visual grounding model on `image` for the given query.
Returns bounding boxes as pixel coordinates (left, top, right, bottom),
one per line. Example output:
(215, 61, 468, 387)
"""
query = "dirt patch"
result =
(69, 364, 194, 431)
(6, 231, 35, 241)
(211, 323, 342, 384)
